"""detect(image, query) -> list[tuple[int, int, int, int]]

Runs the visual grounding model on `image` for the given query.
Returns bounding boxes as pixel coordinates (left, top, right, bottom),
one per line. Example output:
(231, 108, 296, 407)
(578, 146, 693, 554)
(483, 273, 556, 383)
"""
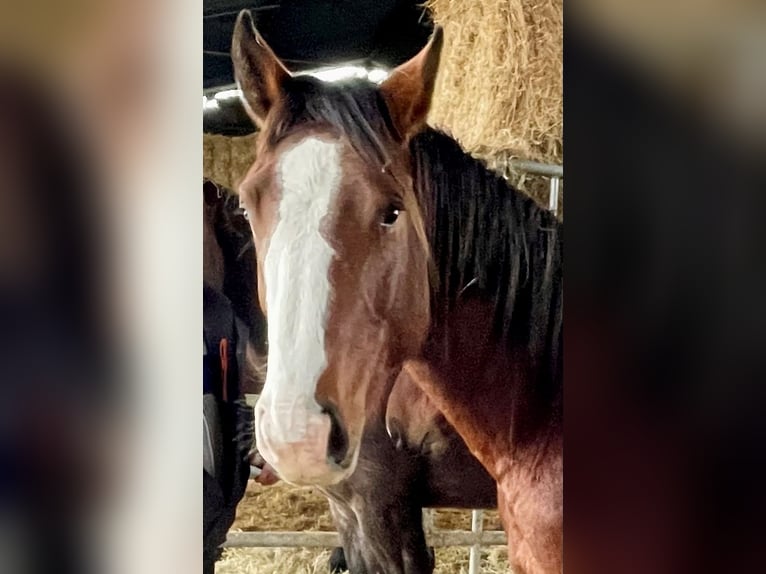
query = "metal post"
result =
(468, 509, 483, 574)
(549, 176, 560, 215)
(225, 529, 507, 548)
(422, 508, 434, 537)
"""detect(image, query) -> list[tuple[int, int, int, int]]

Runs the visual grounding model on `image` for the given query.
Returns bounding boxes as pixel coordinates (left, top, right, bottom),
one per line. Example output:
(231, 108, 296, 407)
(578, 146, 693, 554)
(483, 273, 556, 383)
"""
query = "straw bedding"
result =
(217, 547, 510, 574)
(216, 481, 508, 573)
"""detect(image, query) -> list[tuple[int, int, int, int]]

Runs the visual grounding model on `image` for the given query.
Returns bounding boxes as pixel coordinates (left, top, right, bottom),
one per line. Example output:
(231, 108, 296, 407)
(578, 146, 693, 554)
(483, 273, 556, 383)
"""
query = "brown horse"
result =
(204, 176, 497, 573)
(228, 13, 563, 572)
(387, 131, 563, 571)
(230, 7, 564, 569)
(233, 9, 562, 569)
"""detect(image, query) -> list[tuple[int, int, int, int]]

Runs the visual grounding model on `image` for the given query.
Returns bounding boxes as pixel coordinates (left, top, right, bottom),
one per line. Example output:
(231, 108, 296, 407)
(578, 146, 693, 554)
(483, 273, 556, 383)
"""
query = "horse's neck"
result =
(411, 132, 562, 470)
(419, 291, 561, 477)
(418, 130, 562, 360)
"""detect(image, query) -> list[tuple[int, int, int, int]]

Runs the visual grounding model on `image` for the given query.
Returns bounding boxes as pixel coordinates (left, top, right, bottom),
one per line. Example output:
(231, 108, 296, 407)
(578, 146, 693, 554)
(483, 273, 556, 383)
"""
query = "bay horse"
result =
(204, 176, 497, 572)
(231, 9, 562, 573)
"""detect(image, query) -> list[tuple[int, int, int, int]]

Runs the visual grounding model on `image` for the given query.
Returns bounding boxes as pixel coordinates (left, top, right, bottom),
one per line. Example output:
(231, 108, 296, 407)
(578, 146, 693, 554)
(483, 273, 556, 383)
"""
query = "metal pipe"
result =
(224, 529, 506, 548)
(422, 508, 434, 535)
(508, 159, 563, 178)
(549, 176, 560, 215)
(224, 531, 339, 548)
(204, 83, 238, 97)
(468, 510, 484, 574)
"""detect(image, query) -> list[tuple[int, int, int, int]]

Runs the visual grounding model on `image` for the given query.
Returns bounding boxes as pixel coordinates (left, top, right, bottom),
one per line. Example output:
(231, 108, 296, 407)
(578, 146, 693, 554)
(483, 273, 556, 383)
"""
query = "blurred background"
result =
(565, 2, 766, 574)
(1, 1, 200, 573)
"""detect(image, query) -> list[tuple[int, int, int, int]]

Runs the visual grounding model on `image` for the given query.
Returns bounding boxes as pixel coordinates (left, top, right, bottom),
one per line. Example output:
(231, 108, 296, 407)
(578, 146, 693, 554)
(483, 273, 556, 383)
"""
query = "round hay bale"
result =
(427, 0, 563, 163)
(203, 133, 257, 191)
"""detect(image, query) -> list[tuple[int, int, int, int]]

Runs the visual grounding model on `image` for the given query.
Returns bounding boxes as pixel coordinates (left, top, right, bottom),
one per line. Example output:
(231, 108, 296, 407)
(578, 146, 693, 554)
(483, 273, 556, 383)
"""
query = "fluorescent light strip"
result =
(298, 65, 368, 82)
(367, 68, 389, 84)
(203, 66, 390, 110)
(300, 65, 390, 84)
(213, 89, 242, 101)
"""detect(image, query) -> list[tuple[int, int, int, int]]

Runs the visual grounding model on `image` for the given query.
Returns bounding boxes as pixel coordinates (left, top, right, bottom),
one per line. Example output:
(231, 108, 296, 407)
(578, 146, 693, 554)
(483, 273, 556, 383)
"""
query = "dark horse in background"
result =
(203, 178, 497, 573)
(204, 178, 266, 360)
(231, 9, 561, 573)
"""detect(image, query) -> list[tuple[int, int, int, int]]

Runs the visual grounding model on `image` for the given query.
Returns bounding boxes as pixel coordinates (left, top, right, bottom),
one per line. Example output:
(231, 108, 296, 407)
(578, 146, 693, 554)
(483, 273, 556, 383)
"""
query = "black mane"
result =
(266, 76, 563, 385)
(410, 130, 563, 391)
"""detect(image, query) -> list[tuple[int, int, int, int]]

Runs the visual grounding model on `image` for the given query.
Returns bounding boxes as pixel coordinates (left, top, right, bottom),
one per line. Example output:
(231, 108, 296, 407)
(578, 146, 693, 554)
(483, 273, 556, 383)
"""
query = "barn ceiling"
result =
(204, 0, 433, 135)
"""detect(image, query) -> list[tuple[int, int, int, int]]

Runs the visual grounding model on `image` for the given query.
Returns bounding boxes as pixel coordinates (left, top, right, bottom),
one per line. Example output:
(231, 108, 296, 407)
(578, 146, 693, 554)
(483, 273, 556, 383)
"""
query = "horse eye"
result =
(381, 205, 401, 228)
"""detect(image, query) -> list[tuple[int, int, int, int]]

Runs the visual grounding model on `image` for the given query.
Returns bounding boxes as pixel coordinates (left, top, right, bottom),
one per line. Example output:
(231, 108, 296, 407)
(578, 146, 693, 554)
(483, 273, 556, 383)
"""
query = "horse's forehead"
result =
(277, 134, 341, 167)
(268, 127, 341, 161)
(273, 136, 343, 196)
(251, 128, 395, 220)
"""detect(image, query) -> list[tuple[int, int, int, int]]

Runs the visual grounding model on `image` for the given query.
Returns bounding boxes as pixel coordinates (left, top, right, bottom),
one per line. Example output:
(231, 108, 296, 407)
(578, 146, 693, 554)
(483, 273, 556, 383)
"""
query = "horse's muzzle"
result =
(254, 401, 356, 486)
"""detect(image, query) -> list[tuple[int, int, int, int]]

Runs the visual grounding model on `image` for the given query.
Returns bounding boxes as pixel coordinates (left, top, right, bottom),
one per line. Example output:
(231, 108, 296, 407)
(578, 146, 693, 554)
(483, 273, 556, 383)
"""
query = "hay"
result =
(217, 547, 510, 574)
(224, 481, 508, 572)
(432, 509, 503, 532)
(233, 481, 501, 533)
(216, 548, 333, 574)
(427, 0, 563, 163)
(203, 133, 257, 191)
(233, 482, 335, 532)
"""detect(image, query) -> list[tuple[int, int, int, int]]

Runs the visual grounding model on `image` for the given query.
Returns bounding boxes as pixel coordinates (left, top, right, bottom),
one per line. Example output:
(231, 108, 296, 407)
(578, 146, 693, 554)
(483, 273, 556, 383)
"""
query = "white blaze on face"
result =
(256, 137, 341, 462)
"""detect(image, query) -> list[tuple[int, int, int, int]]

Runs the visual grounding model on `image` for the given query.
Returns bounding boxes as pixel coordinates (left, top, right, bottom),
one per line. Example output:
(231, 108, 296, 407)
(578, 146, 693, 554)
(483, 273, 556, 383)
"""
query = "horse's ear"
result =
(379, 26, 444, 141)
(231, 10, 289, 127)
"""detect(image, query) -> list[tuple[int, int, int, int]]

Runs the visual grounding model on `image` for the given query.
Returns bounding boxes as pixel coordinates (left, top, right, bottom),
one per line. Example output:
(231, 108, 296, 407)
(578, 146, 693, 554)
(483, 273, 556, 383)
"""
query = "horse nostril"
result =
(324, 407, 349, 466)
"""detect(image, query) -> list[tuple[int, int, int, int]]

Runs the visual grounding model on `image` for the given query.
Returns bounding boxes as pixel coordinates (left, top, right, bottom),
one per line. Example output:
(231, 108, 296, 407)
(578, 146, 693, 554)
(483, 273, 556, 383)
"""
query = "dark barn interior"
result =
(203, 1, 433, 135)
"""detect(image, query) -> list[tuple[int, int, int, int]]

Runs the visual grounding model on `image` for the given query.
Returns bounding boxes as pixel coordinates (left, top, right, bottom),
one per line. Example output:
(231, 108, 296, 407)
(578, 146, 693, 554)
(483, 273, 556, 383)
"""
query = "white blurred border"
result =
(97, 1, 202, 572)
